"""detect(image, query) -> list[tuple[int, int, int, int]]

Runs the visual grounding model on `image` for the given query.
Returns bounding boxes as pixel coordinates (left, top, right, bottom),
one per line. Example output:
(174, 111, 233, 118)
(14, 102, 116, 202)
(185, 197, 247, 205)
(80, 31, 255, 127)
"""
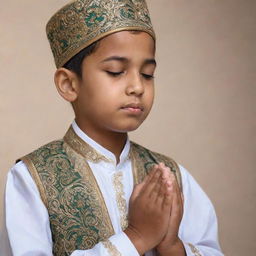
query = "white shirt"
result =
(2, 121, 224, 256)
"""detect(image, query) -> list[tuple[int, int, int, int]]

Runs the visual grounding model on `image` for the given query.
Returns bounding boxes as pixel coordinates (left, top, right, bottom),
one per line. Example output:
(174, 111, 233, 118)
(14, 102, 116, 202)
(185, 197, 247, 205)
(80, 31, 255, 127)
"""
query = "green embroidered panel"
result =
(25, 140, 114, 256)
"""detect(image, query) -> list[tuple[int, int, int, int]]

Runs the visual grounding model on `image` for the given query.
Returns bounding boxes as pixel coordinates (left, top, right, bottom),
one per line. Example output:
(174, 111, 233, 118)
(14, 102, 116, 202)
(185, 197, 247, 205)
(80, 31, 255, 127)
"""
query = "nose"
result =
(125, 71, 144, 96)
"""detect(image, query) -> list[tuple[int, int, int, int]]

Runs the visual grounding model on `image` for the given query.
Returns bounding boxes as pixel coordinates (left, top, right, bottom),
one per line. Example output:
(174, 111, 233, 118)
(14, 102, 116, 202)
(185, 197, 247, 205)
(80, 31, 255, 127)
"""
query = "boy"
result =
(4, 0, 223, 255)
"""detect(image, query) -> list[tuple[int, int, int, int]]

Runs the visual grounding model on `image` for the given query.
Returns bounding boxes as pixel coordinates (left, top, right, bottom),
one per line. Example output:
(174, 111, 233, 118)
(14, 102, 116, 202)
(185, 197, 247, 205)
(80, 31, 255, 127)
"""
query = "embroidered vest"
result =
(19, 126, 182, 256)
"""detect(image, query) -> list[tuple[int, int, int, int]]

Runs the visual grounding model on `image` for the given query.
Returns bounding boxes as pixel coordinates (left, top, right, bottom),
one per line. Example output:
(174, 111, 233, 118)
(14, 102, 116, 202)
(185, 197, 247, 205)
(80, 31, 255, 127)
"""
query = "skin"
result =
(54, 31, 185, 255)
(155, 164, 186, 256)
(55, 31, 156, 161)
(125, 164, 173, 254)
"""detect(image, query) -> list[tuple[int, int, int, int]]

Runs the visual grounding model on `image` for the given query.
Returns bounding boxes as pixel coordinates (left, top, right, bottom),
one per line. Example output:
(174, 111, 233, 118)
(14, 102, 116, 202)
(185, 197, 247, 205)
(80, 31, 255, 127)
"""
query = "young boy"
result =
(4, 0, 223, 256)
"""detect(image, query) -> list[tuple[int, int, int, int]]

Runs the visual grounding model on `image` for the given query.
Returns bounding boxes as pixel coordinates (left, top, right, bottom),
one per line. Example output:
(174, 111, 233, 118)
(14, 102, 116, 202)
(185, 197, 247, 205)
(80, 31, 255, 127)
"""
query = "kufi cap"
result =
(46, 0, 155, 68)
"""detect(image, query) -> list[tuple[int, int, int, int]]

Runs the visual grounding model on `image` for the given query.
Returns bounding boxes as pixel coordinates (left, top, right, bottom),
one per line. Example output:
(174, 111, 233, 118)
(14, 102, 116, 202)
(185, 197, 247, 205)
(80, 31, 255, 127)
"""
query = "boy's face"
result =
(74, 31, 156, 134)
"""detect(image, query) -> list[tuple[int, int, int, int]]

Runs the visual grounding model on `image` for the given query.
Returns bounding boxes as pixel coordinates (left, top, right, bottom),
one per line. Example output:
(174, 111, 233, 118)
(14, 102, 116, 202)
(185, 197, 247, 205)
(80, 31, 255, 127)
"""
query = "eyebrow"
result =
(101, 56, 157, 66)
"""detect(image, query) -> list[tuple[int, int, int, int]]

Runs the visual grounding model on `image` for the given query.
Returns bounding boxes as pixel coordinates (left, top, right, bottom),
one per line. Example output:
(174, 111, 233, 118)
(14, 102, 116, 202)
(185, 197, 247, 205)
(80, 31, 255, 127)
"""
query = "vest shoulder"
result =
(18, 139, 64, 161)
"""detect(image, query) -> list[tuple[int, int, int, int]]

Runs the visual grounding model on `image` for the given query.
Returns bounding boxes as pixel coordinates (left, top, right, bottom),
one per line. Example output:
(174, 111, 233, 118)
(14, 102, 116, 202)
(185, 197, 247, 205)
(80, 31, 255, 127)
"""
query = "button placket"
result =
(112, 170, 128, 230)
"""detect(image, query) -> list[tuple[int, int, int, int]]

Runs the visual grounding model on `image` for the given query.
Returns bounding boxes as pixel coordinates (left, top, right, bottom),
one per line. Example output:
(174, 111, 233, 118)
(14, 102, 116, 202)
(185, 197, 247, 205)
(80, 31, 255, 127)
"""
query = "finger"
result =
(151, 163, 171, 206)
(161, 179, 173, 212)
(171, 172, 184, 215)
(168, 186, 182, 234)
(158, 163, 171, 182)
(130, 182, 144, 201)
(161, 165, 173, 190)
(132, 166, 159, 199)
(159, 165, 175, 210)
(155, 173, 169, 205)
(171, 173, 184, 221)
(141, 164, 159, 186)
(158, 177, 167, 198)
(142, 166, 162, 198)
(152, 173, 164, 203)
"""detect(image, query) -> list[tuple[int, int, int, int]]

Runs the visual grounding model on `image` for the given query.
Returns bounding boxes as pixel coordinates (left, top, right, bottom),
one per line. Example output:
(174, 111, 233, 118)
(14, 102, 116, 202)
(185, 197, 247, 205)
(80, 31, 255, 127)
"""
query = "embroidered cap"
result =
(46, 0, 155, 68)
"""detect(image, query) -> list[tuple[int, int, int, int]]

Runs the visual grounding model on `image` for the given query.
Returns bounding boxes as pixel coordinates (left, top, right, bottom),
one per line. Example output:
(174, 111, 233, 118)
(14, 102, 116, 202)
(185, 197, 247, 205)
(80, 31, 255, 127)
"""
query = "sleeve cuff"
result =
(108, 232, 140, 256)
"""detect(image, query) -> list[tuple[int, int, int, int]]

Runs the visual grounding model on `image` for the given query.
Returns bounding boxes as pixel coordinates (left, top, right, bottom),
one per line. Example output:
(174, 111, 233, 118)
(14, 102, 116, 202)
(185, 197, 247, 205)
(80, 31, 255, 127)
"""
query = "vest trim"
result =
(21, 155, 49, 208)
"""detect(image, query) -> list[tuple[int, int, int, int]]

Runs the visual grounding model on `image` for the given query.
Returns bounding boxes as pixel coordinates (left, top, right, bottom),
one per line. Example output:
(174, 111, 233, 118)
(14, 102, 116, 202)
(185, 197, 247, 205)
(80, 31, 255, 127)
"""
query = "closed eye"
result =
(142, 73, 154, 80)
(106, 71, 124, 77)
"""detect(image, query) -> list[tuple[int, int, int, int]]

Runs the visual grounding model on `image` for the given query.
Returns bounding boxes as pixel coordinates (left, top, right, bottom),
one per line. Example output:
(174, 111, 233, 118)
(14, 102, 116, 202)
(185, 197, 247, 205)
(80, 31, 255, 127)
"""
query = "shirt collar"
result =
(72, 120, 130, 165)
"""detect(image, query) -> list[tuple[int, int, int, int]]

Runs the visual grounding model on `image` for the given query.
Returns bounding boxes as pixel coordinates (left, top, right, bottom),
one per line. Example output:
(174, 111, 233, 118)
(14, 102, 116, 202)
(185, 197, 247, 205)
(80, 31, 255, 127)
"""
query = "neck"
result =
(75, 119, 128, 163)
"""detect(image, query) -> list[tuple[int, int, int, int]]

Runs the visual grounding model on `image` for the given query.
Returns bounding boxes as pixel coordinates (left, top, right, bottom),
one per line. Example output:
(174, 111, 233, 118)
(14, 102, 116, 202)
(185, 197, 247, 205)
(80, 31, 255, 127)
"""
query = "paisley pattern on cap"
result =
(46, 0, 155, 68)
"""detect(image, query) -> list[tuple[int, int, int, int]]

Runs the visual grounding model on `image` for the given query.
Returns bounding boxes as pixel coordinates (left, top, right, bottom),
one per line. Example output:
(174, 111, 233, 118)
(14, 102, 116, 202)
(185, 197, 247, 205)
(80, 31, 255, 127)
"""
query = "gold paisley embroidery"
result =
(46, 0, 155, 68)
(23, 138, 114, 256)
(188, 243, 202, 256)
(112, 172, 128, 230)
(102, 240, 122, 256)
(64, 126, 112, 163)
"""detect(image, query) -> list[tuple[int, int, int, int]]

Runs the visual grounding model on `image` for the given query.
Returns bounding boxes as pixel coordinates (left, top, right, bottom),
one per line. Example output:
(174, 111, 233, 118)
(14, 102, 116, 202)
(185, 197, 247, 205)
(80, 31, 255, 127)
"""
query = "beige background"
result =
(1, 0, 255, 255)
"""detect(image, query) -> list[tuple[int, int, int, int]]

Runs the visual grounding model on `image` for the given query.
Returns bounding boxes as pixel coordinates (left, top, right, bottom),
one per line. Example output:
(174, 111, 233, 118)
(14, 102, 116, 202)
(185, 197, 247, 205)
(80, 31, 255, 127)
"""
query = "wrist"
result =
(124, 226, 148, 255)
(157, 238, 186, 256)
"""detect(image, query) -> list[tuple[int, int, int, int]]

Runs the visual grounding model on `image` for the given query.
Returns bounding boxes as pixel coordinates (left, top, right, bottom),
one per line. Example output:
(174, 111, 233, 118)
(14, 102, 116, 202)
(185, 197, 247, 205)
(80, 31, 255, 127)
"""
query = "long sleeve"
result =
(178, 165, 224, 256)
(4, 161, 139, 256)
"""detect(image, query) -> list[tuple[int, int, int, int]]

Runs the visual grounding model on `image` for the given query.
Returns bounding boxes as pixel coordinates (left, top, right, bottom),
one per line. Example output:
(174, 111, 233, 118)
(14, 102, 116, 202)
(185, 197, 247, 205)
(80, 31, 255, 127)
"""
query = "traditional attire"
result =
(3, 122, 223, 256)
(3, 1, 223, 255)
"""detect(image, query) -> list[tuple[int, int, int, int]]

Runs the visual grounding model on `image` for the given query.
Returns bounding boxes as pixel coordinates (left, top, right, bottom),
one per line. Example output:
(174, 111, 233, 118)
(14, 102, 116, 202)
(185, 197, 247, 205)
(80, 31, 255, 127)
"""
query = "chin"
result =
(113, 122, 143, 133)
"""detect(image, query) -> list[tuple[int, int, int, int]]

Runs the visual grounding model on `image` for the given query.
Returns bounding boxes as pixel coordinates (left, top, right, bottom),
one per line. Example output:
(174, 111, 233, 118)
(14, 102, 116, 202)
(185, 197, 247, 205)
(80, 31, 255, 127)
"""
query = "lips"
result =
(121, 103, 144, 114)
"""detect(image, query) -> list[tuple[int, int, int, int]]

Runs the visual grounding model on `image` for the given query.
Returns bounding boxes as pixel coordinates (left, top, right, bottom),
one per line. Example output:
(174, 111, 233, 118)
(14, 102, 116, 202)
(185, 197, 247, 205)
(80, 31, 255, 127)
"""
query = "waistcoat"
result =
(19, 126, 182, 256)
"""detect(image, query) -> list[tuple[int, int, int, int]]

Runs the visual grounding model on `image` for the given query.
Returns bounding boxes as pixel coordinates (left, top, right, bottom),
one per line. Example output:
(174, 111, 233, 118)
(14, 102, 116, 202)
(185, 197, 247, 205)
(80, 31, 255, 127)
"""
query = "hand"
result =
(156, 165, 185, 256)
(124, 164, 173, 255)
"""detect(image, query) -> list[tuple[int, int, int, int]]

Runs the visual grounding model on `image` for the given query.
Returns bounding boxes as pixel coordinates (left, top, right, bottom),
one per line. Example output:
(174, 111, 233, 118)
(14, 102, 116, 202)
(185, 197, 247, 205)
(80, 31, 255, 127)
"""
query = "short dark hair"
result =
(63, 41, 99, 78)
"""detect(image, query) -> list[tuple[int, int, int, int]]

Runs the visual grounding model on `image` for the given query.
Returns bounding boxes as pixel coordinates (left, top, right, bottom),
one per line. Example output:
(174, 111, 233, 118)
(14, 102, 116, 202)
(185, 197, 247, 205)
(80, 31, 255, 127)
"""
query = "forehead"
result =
(91, 31, 155, 60)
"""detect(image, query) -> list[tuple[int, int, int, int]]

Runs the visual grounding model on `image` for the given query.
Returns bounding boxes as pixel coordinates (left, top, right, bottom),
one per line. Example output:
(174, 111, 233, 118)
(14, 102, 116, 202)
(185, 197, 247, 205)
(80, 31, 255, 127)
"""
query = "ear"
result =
(54, 68, 80, 102)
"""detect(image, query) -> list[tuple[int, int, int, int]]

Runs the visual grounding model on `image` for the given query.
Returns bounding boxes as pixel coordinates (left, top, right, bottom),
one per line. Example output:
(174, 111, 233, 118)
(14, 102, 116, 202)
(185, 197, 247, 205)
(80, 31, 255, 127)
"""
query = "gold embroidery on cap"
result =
(46, 0, 155, 68)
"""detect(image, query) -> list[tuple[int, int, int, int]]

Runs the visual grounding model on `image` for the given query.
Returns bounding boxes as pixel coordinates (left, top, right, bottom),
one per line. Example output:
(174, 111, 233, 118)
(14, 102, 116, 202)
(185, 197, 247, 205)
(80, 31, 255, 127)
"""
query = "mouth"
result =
(121, 103, 144, 114)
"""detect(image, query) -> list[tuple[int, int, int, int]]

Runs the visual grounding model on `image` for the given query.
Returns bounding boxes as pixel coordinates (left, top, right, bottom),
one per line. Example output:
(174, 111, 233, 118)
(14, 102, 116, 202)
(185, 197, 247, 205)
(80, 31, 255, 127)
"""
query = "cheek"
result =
(84, 90, 120, 116)
(85, 75, 119, 99)
(145, 86, 155, 107)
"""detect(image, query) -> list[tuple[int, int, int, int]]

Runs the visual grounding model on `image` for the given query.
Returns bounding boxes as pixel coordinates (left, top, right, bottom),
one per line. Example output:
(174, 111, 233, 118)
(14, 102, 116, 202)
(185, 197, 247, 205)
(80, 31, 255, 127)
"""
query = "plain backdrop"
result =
(0, 0, 255, 255)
